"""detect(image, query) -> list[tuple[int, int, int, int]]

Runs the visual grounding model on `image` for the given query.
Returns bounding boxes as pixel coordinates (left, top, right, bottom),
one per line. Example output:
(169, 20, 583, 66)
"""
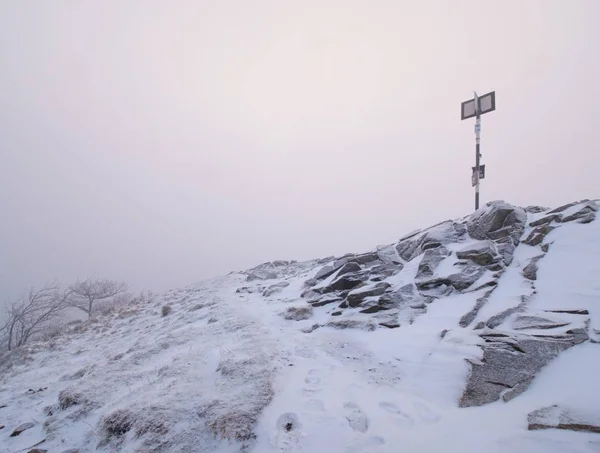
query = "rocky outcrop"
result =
(460, 329, 588, 407)
(346, 282, 391, 308)
(528, 405, 600, 433)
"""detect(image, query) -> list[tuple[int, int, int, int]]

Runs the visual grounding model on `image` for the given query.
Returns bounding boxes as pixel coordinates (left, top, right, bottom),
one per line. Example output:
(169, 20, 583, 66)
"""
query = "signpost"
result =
(461, 91, 496, 210)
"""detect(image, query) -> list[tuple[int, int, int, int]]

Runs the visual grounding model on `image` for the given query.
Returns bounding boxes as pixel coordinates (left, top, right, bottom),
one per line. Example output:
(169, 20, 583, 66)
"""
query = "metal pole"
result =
(475, 113, 481, 210)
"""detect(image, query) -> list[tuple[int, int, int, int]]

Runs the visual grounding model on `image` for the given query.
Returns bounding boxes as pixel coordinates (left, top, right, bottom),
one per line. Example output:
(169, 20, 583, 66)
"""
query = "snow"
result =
(1, 204, 599, 453)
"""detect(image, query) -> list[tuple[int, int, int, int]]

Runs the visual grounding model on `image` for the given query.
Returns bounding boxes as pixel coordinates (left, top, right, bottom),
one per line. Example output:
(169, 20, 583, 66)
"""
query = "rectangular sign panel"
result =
(461, 91, 496, 120)
(478, 91, 496, 115)
(461, 99, 477, 120)
(471, 165, 485, 186)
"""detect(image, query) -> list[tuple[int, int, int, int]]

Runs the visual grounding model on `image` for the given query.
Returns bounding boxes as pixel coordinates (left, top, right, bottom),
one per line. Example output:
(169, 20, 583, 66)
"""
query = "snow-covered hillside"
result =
(1, 200, 600, 453)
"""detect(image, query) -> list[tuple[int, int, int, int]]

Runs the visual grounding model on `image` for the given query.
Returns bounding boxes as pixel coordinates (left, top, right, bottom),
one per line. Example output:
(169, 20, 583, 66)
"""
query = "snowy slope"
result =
(1, 200, 599, 453)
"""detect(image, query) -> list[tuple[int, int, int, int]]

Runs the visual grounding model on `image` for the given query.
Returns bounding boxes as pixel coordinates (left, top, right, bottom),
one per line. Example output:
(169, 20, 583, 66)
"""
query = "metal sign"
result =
(471, 165, 485, 187)
(461, 91, 496, 120)
(461, 91, 496, 210)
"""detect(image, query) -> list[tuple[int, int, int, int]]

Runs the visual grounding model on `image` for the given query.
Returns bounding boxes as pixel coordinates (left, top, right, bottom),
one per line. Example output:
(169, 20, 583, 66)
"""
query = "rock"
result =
(10, 422, 35, 437)
(334, 262, 362, 277)
(309, 297, 343, 307)
(376, 245, 403, 265)
(522, 255, 543, 280)
(354, 252, 381, 265)
(561, 205, 597, 224)
(301, 324, 321, 333)
(456, 241, 498, 266)
(0, 424, 3, 429)
(529, 214, 562, 227)
(440, 329, 449, 339)
(263, 281, 290, 297)
(314, 261, 344, 280)
(474, 321, 485, 330)
(61, 449, 80, 453)
(528, 405, 600, 433)
(545, 309, 589, 315)
(347, 282, 391, 307)
(547, 201, 583, 214)
(525, 206, 549, 213)
(331, 311, 342, 316)
(460, 331, 588, 407)
(28, 449, 47, 453)
(467, 202, 526, 244)
(418, 264, 486, 293)
(283, 306, 313, 321)
(523, 225, 556, 246)
(321, 271, 368, 293)
(326, 320, 377, 331)
(396, 237, 421, 261)
(246, 271, 277, 281)
(369, 263, 402, 279)
(459, 289, 495, 327)
(541, 243, 550, 253)
(379, 322, 400, 329)
(415, 247, 449, 279)
(512, 315, 571, 330)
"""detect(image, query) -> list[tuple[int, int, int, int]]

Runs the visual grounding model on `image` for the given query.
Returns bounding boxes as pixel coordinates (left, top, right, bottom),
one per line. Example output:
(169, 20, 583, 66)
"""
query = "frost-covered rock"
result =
(460, 330, 589, 407)
(528, 405, 600, 433)
(347, 282, 391, 307)
(456, 241, 498, 266)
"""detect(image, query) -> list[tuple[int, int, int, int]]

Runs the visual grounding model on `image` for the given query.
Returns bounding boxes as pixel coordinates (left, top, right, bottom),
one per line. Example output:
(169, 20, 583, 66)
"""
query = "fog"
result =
(1, 0, 599, 307)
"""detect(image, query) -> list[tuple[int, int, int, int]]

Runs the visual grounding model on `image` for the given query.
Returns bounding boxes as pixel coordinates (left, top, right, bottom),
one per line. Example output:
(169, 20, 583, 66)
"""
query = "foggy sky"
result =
(1, 0, 599, 305)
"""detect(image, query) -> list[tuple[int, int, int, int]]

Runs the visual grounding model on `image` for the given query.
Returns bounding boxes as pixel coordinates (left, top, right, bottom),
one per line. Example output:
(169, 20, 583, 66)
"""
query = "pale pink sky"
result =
(1, 0, 599, 301)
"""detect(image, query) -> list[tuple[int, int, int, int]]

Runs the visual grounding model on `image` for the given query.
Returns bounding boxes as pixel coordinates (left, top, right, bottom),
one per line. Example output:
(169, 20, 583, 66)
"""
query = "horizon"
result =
(1, 0, 599, 308)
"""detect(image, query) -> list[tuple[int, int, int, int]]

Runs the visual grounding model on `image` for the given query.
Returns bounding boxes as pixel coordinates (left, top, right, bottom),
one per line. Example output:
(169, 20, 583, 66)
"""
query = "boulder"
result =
(547, 200, 584, 214)
(314, 265, 337, 280)
(263, 281, 290, 297)
(529, 214, 562, 227)
(283, 306, 313, 321)
(326, 320, 377, 331)
(528, 405, 600, 433)
(456, 241, 498, 266)
(467, 202, 526, 244)
(523, 225, 556, 246)
(347, 282, 392, 307)
(334, 262, 363, 277)
(369, 263, 402, 280)
(10, 422, 35, 437)
(417, 263, 486, 293)
(561, 204, 597, 224)
(522, 256, 543, 280)
(309, 297, 343, 307)
(460, 330, 588, 407)
(320, 271, 368, 293)
(415, 247, 449, 279)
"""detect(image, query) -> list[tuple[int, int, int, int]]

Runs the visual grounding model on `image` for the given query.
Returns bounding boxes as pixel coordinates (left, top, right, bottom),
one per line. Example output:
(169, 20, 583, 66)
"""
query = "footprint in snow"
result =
(344, 402, 369, 433)
(413, 401, 441, 423)
(302, 369, 322, 396)
(378, 402, 414, 427)
(271, 413, 303, 451)
(346, 436, 385, 453)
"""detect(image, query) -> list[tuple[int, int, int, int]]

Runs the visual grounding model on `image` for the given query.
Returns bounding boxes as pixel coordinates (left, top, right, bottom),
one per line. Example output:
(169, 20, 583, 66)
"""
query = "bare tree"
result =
(0, 282, 71, 351)
(68, 278, 128, 318)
